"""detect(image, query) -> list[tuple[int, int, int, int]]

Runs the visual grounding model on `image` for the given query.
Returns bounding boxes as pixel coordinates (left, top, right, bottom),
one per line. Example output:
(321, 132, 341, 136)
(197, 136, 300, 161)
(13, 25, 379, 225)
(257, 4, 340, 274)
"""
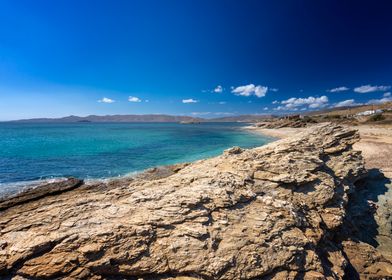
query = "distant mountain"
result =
(9, 114, 275, 123)
(207, 114, 275, 122)
(11, 114, 204, 123)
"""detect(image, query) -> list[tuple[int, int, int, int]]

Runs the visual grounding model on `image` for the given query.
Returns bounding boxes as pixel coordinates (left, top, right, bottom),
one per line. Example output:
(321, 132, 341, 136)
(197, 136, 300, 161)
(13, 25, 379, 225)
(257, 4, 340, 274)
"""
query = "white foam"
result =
(0, 177, 68, 199)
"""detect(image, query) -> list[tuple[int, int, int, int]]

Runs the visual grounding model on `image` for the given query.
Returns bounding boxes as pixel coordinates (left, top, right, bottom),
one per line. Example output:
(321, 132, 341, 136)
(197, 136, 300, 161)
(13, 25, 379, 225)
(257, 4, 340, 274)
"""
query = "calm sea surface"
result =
(0, 122, 272, 193)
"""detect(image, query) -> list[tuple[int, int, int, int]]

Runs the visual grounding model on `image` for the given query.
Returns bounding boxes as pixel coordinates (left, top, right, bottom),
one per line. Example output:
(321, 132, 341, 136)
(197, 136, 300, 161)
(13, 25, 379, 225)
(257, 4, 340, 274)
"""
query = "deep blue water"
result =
(0, 122, 272, 190)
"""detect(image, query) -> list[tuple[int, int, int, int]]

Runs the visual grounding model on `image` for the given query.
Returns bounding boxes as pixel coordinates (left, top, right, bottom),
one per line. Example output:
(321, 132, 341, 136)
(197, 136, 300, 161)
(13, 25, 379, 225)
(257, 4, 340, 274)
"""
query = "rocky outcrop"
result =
(0, 124, 391, 279)
(0, 178, 83, 211)
(255, 115, 317, 129)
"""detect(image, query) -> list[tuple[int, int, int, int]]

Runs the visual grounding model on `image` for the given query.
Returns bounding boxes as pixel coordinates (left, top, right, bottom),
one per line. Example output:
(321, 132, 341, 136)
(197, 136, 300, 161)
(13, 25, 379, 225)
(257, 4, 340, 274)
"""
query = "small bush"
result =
(368, 114, 385, 122)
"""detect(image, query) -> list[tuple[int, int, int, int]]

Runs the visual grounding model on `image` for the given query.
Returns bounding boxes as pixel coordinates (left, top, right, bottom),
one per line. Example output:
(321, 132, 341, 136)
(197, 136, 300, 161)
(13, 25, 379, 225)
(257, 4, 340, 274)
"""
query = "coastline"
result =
(1, 123, 391, 279)
(0, 122, 272, 195)
(2, 123, 392, 279)
(243, 125, 306, 139)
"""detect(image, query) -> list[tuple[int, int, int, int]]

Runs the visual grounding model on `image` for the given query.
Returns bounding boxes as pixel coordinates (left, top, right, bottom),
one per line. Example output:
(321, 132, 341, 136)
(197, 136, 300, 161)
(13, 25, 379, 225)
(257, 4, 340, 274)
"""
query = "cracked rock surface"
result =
(1, 124, 391, 279)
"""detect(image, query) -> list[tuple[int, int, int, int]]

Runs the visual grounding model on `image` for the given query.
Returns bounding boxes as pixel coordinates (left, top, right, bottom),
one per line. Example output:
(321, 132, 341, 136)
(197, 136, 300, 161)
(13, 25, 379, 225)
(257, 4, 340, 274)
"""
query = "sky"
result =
(0, 0, 392, 120)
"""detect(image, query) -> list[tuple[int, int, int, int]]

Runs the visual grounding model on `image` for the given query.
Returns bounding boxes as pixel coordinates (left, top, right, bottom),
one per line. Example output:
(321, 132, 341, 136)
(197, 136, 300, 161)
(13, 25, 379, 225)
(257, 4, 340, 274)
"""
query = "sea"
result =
(0, 122, 273, 196)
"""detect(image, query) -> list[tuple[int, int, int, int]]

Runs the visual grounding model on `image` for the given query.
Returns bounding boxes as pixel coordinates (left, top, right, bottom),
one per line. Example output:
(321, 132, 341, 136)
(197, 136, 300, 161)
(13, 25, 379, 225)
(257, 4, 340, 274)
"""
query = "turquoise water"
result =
(0, 122, 272, 188)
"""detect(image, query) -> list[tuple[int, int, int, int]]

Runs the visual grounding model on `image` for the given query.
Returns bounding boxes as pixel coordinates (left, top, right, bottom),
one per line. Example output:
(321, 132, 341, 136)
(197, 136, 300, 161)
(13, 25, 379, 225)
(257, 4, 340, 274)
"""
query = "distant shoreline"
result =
(3, 114, 274, 123)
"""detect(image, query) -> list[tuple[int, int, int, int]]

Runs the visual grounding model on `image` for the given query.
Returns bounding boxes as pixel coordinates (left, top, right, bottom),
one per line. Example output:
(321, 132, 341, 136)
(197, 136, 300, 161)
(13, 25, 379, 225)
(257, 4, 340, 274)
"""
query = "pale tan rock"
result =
(0, 124, 389, 279)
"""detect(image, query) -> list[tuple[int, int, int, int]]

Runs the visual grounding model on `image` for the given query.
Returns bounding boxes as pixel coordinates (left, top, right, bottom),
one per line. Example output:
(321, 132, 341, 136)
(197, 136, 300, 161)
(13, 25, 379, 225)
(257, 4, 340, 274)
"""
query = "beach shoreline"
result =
(1, 123, 391, 279)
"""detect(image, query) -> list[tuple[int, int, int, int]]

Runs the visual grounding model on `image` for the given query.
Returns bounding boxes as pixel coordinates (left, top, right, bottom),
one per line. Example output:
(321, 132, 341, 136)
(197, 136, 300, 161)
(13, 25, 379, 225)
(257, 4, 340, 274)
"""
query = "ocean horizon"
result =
(0, 122, 272, 195)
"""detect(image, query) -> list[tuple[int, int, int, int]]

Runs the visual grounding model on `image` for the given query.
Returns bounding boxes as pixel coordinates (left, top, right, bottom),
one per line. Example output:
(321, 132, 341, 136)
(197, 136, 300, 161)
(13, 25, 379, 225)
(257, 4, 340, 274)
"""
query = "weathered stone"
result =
(0, 124, 390, 279)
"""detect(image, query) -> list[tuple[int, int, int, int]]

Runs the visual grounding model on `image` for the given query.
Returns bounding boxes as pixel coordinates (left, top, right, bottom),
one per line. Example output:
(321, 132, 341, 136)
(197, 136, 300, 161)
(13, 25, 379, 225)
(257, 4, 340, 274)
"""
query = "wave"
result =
(0, 177, 69, 199)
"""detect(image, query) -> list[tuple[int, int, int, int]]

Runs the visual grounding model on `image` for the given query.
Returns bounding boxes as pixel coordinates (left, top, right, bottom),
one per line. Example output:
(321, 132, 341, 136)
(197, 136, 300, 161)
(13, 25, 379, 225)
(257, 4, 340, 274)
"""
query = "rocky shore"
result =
(1, 124, 391, 279)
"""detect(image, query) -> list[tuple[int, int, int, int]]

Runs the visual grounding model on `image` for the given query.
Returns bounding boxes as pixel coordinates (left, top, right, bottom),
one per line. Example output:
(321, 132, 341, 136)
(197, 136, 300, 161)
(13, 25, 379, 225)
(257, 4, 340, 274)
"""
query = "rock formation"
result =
(254, 115, 317, 128)
(0, 124, 391, 279)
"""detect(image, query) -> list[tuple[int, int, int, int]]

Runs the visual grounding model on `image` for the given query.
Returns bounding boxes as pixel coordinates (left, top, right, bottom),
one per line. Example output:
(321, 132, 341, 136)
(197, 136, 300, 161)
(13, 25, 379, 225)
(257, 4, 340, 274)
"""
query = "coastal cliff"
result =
(1, 124, 391, 279)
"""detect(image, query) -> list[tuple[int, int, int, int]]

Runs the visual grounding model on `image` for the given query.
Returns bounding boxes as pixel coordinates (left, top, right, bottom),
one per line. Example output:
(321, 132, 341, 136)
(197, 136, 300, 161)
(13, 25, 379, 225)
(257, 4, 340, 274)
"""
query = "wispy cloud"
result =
(327, 86, 349, 93)
(218, 101, 226, 104)
(281, 96, 329, 109)
(191, 112, 234, 116)
(354, 84, 391, 93)
(191, 112, 210, 115)
(182, 98, 198, 103)
(334, 99, 357, 107)
(98, 97, 115, 103)
(383, 92, 391, 97)
(128, 96, 142, 102)
(231, 84, 268, 98)
(272, 100, 279, 104)
(270, 88, 279, 92)
(214, 112, 234, 116)
(202, 85, 224, 93)
(273, 106, 287, 111)
(366, 97, 392, 105)
(214, 85, 223, 93)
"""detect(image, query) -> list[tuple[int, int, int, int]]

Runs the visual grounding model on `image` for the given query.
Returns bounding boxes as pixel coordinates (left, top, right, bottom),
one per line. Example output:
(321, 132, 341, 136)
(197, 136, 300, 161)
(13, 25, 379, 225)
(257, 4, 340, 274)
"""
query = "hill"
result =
(10, 114, 204, 123)
(9, 114, 274, 123)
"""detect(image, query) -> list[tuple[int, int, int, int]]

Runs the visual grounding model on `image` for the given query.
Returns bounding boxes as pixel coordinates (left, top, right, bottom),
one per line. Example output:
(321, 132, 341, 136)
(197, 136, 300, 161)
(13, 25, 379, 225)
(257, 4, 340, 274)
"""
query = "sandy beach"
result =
(248, 124, 392, 177)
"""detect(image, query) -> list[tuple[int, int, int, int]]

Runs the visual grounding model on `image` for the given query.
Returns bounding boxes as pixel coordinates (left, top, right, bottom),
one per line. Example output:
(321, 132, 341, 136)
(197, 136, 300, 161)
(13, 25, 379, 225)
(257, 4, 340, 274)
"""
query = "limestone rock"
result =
(0, 124, 390, 279)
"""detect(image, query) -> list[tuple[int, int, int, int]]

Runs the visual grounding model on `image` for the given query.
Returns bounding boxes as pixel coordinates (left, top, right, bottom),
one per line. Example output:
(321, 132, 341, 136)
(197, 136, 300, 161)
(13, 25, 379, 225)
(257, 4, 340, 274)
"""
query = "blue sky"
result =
(0, 0, 392, 120)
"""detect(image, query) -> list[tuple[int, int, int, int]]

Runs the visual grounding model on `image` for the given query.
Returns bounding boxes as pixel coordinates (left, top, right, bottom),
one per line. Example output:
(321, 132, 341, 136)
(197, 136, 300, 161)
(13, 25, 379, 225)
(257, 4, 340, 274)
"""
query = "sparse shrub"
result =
(368, 114, 385, 122)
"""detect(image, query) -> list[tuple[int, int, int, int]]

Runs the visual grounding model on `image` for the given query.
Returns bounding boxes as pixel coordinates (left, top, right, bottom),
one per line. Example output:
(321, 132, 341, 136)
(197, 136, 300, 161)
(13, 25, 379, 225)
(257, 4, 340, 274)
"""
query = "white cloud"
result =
(270, 88, 279, 92)
(327, 86, 349, 93)
(214, 112, 234, 116)
(354, 85, 391, 93)
(191, 112, 210, 116)
(281, 96, 329, 109)
(273, 106, 285, 111)
(383, 92, 391, 97)
(272, 100, 279, 104)
(182, 99, 198, 103)
(214, 85, 223, 93)
(367, 97, 392, 105)
(202, 85, 224, 93)
(98, 97, 115, 103)
(231, 84, 268, 98)
(128, 96, 142, 102)
(190, 111, 233, 116)
(218, 101, 226, 105)
(334, 99, 357, 107)
(263, 107, 269, 110)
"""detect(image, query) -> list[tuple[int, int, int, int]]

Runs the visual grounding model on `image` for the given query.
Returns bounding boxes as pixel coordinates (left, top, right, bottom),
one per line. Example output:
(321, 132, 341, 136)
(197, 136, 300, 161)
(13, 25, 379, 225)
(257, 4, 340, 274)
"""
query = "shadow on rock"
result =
(338, 168, 392, 279)
(345, 168, 390, 247)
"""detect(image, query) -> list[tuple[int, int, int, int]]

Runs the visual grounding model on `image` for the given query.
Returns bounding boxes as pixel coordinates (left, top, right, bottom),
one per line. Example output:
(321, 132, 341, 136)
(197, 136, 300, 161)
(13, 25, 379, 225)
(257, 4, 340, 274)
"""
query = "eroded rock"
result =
(0, 124, 390, 279)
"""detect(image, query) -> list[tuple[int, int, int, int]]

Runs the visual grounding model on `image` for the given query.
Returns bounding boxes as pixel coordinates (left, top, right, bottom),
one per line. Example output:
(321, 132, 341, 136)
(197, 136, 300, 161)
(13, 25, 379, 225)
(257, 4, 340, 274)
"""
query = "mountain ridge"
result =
(7, 114, 274, 123)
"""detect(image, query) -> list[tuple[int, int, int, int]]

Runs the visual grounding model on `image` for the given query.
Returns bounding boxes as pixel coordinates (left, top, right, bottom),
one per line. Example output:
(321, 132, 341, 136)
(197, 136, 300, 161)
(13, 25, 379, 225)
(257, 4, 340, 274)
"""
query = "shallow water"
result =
(0, 122, 272, 191)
